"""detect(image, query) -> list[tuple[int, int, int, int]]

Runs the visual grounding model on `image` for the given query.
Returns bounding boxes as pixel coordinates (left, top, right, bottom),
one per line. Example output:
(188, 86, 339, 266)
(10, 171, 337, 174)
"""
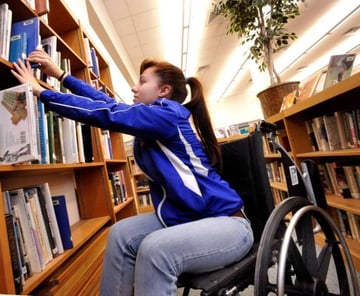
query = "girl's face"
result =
(131, 67, 170, 104)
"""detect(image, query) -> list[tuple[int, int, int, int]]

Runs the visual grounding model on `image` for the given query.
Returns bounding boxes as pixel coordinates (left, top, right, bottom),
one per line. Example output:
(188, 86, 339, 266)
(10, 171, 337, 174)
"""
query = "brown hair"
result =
(140, 59, 222, 171)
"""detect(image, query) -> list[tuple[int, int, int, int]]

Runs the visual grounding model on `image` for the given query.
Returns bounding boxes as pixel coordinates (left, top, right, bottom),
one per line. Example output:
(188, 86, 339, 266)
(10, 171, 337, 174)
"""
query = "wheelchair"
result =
(178, 121, 359, 296)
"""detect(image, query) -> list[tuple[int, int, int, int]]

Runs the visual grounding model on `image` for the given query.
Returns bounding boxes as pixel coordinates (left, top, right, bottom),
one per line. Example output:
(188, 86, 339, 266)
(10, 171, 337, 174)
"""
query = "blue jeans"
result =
(99, 213, 253, 296)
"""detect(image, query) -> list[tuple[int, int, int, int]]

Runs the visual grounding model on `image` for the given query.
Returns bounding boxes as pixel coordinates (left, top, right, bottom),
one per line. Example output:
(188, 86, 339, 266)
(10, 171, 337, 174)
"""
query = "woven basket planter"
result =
(257, 81, 300, 119)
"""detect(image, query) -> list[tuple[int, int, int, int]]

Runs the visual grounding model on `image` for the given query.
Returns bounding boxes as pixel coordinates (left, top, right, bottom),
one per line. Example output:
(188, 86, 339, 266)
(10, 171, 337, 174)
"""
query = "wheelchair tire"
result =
(254, 196, 359, 296)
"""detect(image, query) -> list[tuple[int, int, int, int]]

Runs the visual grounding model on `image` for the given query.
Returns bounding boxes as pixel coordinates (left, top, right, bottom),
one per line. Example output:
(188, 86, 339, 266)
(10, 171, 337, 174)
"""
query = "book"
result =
(47, 111, 56, 163)
(32, 186, 59, 257)
(53, 114, 65, 163)
(11, 17, 40, 58)
(312, 116, 329, 152)
(76, 121, 85, 163)
(323, 115, 341, 151)
(52, 195, 73, 250)
(280, 90, 297, 111)
(38, 183, 64, 254)
(334, 111, 350, 150)
(344, 111, 359, 148)
(37, 99, 49, 164)
(0, 3, 12, 60)
(9, 32, 27, 63)
(297, 71, 322, 103)
(61, 118, 79, 163)
(90, 47, 99, 77)
(304, 120, 319, 151)
(8, 188, 43, 273)
(0, 83, 40, 164)
(23, 187, 53, 265)
(81, 123, 94, 162)
(83, 37, 93, 68)
(35, 0, 50, 16)
(323, 54, 356, 89)
(41, 35, 57, 87)
(333, 164, 351, 198)
(5, 214, 23, 294)
(317, 163, 334, 194)
(336, 209, 353, 238)
(343, 166, 360, 199)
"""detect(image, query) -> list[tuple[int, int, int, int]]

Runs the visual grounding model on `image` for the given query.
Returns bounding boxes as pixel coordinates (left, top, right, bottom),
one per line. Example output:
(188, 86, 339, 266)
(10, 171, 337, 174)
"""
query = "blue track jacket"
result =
(40, 75, 243, 226)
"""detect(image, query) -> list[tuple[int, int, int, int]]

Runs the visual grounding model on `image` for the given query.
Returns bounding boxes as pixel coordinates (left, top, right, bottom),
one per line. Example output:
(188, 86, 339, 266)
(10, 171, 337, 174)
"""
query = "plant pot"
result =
(257, 81, 300, 119)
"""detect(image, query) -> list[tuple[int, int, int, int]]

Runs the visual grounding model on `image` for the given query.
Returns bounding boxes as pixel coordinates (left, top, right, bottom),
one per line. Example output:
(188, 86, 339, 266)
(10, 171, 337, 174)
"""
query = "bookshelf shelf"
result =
(22, 217, 110, 294)
(0, 0, 138, 294)
(268, 71, 360, 271)
(270, 181, 288, 192)
(326, 194, 360, 215)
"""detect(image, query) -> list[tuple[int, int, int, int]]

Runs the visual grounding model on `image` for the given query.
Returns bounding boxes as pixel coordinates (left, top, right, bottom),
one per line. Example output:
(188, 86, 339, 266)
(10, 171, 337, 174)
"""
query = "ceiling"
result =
(99, 0, 360, 107)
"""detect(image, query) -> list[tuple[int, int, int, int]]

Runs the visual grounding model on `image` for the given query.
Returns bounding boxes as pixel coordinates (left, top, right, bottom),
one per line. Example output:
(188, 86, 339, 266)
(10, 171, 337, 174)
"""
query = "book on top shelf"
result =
(0, 83, 40, 165)
(297, 71, 322, 103)
(323, 54, 356, 89)
(280, 90, 297, 111)
(35, 0, 50, 16)
(11, 17, 40, 58)
(9, 32, 27, 63)
(0, 3, 13, 60)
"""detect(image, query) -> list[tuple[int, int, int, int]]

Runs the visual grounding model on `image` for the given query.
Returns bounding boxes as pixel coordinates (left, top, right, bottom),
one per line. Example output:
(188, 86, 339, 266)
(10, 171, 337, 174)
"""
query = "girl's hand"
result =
(11, 59, 45, 96)
(27, 48, 63, 79)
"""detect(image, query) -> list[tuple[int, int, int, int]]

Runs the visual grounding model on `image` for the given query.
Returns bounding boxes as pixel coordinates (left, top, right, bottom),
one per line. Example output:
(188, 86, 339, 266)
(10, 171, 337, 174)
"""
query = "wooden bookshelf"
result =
(268, 71, 360, 271)
(0, 0, 137, 294)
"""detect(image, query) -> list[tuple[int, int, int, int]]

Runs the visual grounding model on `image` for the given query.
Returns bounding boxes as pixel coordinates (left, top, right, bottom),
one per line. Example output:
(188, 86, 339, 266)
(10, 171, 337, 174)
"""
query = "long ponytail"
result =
(184, 77, 222, 171)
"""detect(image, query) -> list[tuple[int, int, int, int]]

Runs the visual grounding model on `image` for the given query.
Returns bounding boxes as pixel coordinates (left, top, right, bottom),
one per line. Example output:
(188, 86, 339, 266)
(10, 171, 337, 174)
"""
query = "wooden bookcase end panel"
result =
(0, 182, 15, 292)
(285, 118, 314, 154)
(110, 131, 126, 160)
(75, 167, 112, 219)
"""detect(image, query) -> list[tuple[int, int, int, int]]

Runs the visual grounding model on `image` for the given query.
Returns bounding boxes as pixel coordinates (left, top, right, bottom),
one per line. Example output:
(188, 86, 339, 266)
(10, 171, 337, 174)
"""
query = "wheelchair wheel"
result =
(254, 196, 359, 296)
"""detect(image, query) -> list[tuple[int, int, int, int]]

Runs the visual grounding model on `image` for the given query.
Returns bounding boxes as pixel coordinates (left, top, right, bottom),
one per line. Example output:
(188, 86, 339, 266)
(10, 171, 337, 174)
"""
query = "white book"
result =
(23, 190, 46, 270)
(76, 122, 85, 163)
(0, 4, 12, 60)
(24, 187, 53, 265)
(0, 3, 8, 58)
(38, 183, 64, 254)
(9, 189, 43, 273)
(0, 83, 40, 164)
(41, 35, 57, 87)
(62, 117, 79, 163)
(83, 37, 93, 67)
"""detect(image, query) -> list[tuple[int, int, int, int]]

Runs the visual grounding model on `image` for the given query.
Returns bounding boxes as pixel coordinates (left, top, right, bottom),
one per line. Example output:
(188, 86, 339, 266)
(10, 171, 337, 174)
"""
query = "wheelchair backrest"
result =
(220, 130, 274, 242)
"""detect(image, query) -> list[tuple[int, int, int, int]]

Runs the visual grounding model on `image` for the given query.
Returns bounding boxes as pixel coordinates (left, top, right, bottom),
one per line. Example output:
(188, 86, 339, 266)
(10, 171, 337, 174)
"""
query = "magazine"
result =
(323, 54, 356, 89)
(0, 83, 39, 164)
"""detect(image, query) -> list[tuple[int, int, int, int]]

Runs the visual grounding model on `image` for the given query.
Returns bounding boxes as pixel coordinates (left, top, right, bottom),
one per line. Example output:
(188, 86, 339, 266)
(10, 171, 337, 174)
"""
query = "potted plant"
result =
(213, 0, 305, 118)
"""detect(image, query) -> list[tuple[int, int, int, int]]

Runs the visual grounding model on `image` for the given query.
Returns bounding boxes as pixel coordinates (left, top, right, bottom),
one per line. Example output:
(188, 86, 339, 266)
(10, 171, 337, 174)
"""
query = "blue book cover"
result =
(90, 47, 99, 77)
(9, 32, 27, 63)
(11, 17, 40, 57)
(52, 195, 73, 250)
(37, 99, 49, 164)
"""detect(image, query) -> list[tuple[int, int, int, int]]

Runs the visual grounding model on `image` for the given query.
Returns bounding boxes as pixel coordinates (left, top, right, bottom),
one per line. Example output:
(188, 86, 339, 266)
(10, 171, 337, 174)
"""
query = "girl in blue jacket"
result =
(12, 51, 253, 296)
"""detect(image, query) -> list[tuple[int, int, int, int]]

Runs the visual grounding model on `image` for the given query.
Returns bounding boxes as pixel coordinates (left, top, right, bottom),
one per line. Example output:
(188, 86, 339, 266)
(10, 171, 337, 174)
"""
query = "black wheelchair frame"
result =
(179, 121, 360, 296)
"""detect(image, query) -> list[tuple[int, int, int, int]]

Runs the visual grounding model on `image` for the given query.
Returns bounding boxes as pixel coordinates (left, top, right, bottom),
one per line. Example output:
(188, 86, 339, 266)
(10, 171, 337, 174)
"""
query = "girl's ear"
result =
(159, 84, 172, 98)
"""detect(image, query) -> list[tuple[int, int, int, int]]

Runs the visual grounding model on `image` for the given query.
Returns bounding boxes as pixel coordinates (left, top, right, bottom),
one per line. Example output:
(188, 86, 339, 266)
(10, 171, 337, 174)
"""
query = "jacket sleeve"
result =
(39, 76, 180, 139)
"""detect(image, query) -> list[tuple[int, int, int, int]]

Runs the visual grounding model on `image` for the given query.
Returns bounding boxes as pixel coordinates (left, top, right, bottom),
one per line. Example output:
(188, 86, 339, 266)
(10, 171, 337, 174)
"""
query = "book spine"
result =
(5, 214, 23, 294)
(52, 195, 73, 250)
